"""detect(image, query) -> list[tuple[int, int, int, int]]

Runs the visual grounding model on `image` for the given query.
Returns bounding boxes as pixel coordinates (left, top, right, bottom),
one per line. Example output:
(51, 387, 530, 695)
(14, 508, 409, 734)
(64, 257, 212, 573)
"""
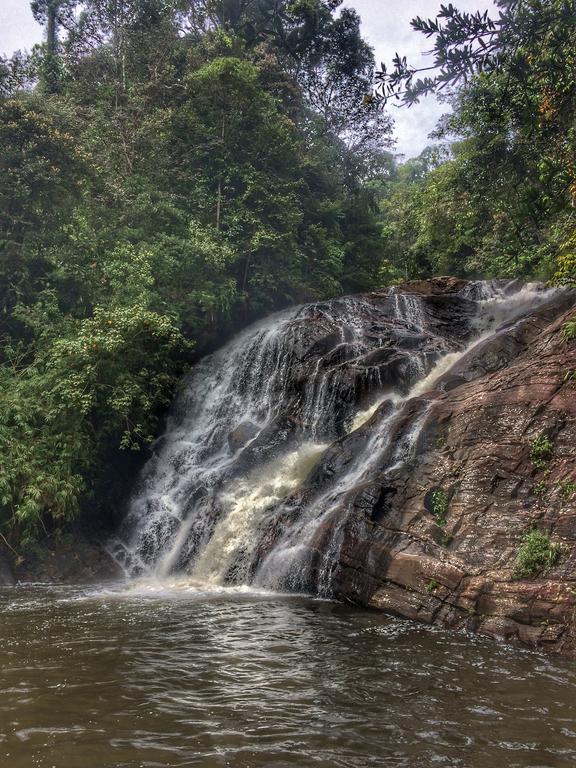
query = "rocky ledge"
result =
(0, 526, 122, 586)
(326, 288, 576, 656)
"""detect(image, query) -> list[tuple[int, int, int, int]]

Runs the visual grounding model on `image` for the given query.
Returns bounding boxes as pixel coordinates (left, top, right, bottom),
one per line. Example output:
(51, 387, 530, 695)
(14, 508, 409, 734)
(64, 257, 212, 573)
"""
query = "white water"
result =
(348, 349, 465, 433)
(190, 442, 328, 585)
(111, 280, 557, 595)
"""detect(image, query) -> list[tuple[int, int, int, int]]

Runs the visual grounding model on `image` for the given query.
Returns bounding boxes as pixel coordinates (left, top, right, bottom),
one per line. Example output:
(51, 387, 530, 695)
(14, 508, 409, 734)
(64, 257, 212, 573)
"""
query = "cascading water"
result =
(110, 280, 559, 595)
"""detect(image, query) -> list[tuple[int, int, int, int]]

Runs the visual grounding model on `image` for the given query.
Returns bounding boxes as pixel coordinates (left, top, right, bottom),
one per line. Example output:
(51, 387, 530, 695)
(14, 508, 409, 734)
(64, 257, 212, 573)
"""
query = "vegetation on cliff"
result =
(0, 0, 575, 539)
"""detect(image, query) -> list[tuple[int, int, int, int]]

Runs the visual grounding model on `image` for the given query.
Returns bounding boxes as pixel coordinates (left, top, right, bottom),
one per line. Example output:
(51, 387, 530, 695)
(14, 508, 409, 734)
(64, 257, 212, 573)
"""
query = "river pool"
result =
(1, 582, 576, 767)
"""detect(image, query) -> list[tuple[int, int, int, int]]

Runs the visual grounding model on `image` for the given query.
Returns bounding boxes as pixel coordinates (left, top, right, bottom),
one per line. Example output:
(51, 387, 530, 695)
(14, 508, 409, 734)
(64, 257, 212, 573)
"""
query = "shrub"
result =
(558, 480, 576, 499)
(431, 488, 449, 526)
(0, 303, 188, 536)
(553, 244, 576, 289)
(561, 318, 576, 341)
(513, 529, 560, 579)
(529, 435, 554, 470)
(533, 480, 547, 497)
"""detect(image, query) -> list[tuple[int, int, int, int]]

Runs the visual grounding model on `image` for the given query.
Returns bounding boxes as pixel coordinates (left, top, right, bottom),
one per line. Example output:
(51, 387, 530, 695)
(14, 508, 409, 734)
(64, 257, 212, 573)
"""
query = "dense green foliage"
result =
(1, 0, 575, 539)
(431, 488, 449, 527)
(529, 435, 554, 470)
(374, 0, 576, 282)
(0, 0, 392, 537)
(563, 317, 576, 342)
(513, 529, 560, 579)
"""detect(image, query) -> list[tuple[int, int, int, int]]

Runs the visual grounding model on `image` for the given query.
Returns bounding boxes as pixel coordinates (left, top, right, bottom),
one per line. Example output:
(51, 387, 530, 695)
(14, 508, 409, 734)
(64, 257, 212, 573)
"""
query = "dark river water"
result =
(2, 582, 576, 768)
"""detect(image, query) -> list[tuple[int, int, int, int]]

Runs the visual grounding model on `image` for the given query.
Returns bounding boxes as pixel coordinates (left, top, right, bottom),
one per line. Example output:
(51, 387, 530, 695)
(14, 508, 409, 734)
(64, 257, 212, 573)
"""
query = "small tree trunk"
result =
(43, 0, 60, 93)
(215, 182, 222, 231)
(46, 0, 58, 57)
(241, 256, 251, 293)
(215, 115, 225, 230)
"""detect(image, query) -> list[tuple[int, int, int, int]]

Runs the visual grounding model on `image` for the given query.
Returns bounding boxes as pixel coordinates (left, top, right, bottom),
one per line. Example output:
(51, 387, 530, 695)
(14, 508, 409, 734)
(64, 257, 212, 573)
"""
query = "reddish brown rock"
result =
(332, 296, 576, 657)
(393, 276, 470, 295)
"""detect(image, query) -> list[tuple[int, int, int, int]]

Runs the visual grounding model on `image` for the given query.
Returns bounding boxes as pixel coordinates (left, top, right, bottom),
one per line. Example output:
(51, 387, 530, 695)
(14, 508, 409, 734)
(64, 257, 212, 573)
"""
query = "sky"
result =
(0, 0, 494, 158)
(342, 0, 495, 157)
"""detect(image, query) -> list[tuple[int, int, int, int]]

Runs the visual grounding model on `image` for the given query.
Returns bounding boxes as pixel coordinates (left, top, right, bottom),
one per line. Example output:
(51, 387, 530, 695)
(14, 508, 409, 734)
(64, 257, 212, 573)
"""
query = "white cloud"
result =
(342, 0, 496, 158)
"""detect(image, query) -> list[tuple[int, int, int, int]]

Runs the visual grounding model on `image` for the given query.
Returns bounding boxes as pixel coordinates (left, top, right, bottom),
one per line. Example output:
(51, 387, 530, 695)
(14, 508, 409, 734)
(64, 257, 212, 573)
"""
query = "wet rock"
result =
(114, 275, 576, 660)
(438, 332, 524, 391)
(393, 276, 470, 295)
(236, 415, 302, 467)
(328, 290, 576, 657)
(13, 533, 122, 584)
(420, 294, 478, 343)
(228, 421, 260, 451)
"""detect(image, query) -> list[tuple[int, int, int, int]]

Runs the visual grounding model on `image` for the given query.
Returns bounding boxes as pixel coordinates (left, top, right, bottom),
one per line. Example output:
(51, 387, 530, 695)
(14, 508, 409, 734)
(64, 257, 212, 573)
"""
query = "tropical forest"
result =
(1, 1, 576, 766)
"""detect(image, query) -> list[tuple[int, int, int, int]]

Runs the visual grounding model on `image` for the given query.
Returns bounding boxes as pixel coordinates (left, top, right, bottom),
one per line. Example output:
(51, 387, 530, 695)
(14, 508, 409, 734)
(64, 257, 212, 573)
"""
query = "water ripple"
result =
(1, 584, 575, 767)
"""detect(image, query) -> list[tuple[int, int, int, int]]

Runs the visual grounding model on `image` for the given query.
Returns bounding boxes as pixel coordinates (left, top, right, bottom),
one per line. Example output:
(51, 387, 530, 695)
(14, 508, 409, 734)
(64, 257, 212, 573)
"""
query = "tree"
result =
(373, 0, 576, 284)
(0, 98, 88, 341)
(0, 0, 393, 537)
(31, 0, 79, 91)
(284, 3, 392, 165)
(375, 1, 571, 105)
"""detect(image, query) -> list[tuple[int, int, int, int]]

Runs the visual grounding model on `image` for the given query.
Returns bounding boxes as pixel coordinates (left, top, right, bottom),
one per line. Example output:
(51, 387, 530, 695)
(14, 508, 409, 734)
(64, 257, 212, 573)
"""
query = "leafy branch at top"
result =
(374, 1, 531, 105)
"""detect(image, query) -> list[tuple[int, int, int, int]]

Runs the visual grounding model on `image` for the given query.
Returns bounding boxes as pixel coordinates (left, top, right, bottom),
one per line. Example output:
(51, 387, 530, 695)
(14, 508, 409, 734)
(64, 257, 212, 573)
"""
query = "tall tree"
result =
(31, 0, 78, 91)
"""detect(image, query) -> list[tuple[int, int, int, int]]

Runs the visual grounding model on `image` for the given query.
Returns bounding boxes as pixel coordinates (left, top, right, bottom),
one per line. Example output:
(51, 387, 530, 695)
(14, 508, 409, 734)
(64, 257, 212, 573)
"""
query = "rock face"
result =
(328, 292, 576, 656)
(11, 530, 122, 584)
(113, 277, 576, 656)
(114, 284, 480, 575)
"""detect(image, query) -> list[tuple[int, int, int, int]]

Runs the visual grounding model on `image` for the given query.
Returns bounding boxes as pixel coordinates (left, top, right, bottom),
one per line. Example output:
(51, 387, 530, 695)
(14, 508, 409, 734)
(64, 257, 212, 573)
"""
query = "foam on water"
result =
(91, 578, 282, 601)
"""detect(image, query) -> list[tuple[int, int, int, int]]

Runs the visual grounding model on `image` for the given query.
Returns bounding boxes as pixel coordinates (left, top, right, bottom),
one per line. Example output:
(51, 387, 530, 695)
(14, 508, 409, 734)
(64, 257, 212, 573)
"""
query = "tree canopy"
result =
(0, 0, 574, 543)
(373, 0, 576, 281)
(0, 0, 393, 539)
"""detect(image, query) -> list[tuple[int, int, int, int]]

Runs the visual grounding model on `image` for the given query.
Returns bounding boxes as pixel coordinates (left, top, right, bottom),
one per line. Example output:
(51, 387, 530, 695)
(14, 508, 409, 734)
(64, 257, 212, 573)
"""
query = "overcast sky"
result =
(0, 0, 494, 158)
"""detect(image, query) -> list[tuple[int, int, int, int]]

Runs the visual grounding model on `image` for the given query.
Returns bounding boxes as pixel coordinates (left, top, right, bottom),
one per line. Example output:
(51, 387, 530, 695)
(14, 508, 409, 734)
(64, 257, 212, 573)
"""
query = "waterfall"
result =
(109, 281, 557, 594)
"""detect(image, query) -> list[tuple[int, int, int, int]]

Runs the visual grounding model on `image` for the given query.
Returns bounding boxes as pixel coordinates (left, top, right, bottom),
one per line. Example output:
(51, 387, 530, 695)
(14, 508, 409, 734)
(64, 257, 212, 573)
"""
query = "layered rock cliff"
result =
(325, 285, 576, 655)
